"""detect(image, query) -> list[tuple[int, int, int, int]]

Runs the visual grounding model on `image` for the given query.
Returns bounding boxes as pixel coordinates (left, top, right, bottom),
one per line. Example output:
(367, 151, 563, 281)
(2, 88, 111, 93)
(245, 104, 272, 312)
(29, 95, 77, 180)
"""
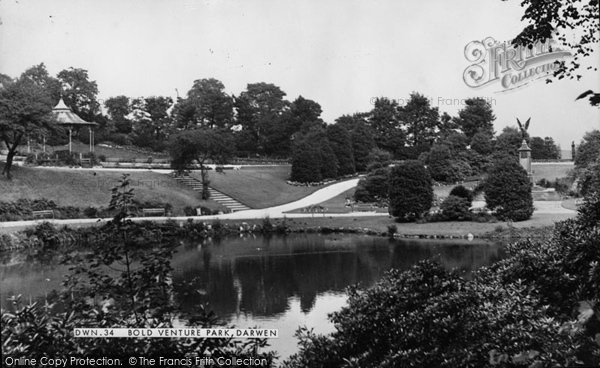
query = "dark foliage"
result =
(484, 157, 534, 221)
(353, 168, 389, 203)
(326, 124, 356, 175)
(388, 161, 433, 221)
(449, 185, 473, 202)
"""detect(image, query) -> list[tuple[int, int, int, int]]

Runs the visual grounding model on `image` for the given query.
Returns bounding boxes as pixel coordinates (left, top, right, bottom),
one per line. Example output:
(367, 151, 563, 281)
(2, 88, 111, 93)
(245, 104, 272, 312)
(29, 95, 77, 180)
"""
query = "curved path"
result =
(0, 178, 382, 232)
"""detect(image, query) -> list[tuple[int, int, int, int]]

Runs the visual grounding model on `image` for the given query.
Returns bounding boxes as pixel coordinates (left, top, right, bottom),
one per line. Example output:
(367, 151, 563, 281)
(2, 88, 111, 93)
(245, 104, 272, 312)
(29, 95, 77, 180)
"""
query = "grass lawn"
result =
(531, 162, 574, 181)
(195, 166, 324, 208)
(17, 141, 168, 160)
(0, 165, 223, 215)
(277, 212, 575, 237)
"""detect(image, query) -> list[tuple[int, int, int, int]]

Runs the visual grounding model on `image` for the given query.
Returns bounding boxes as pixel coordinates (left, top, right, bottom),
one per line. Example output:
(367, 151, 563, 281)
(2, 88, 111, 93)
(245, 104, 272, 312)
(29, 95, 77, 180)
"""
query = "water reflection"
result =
(170, 234, 504, 321)
(1, 233, 504, 359)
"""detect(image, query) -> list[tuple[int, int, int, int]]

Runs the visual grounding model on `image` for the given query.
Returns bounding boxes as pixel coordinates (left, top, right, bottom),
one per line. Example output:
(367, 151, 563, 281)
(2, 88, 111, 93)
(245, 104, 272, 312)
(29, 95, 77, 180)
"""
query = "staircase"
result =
(173, 175, 251, 212)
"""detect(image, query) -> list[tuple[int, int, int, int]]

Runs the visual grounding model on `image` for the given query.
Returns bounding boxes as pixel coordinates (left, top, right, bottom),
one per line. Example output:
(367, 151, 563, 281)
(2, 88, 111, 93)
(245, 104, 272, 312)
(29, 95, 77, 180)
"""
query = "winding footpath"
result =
(0, 178, 384, 233)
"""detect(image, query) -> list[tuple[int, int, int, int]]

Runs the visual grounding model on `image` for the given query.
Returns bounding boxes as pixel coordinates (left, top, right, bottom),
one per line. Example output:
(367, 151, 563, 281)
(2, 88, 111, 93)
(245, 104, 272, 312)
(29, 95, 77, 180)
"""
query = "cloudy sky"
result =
(1, 0, 598, 147)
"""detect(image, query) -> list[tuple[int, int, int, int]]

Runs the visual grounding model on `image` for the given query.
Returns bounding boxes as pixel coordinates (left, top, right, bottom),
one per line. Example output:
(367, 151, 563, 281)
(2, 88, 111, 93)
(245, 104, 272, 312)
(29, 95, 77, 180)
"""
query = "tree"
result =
(484, 156, 533, 221)
(365, 148, 393, 171)
(272, 96, 324, 157)
(574, 130, 600, 170)
(173, 78, 234, 130)
(388, 160, 433, 221)
(530, 136, 560, 160)
(57, 67, 100, 122)
(505, 0, 600, 106)
(130, 96, 173, 150)
(494, 126, 524, 158)
(105, 96, 132, 134)
(422, 143, 471, 183)
(290, 128, 338, 182)
(0, 73, 55, 179)
(398, 92, 440, 147)
(368, 97, 405, 155)
(350, 122, 376, 172)
(470, 128, 494, 155)
(234, 83, 290, 155)
(454, 98, 496, 139)
(326, 124, 355, 175)
(168, 129, 235, 199)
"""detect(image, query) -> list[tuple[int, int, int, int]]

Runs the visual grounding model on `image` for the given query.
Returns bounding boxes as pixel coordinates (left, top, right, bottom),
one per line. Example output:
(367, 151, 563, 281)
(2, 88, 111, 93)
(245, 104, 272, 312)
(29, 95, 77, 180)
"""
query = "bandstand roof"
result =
(53, 98, 98, 127)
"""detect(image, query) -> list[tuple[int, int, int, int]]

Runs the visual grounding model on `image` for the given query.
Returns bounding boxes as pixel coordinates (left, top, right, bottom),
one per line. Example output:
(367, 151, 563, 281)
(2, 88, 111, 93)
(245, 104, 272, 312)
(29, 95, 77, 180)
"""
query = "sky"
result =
(1, 0, 598, 147)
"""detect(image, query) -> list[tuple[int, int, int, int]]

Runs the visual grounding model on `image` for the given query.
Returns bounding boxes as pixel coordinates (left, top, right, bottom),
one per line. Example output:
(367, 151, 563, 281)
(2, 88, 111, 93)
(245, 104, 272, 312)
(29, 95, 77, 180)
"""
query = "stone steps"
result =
(173, 175, 251, 212)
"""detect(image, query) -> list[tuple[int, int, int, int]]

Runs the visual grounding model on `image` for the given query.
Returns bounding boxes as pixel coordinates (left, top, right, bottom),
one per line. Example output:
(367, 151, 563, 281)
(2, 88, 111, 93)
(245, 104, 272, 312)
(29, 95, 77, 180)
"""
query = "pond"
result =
(0, 233, 505, 361)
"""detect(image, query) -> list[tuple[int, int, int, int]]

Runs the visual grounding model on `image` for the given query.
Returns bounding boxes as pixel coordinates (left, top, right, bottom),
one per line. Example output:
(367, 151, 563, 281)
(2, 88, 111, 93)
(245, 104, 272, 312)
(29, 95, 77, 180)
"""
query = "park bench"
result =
(80, 158, 92, 167)
(32, 210, 55, 219)
(141, 208, 166, 217)
(352, 203, 375, 212)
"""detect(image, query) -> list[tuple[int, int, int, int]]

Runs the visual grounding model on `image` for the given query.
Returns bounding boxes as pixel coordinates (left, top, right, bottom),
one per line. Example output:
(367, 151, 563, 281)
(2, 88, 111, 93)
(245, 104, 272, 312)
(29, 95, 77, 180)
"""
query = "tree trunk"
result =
(199, 164, 210, 200)
(1, 150, 15, 179)
(2, 137, 21, 180)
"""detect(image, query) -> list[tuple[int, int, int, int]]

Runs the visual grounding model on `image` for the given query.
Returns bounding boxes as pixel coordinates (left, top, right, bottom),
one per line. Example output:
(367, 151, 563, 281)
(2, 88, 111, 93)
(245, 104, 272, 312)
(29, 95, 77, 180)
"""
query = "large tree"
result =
(398, 92, 440, 147)
(57, 67, 100, 122)
(368, 97, 405, 155)
(173, 78, 233, 130)
(105, 96, 132, 134)
(530, 136, 560, 160)
(234, 83, 289, 154)
(130, 96, 173, 149)
(168, 129, 235, 199)
(454, 98, 496, 139)
(0, 73, 56, 179)
(326, 124, 355, 176)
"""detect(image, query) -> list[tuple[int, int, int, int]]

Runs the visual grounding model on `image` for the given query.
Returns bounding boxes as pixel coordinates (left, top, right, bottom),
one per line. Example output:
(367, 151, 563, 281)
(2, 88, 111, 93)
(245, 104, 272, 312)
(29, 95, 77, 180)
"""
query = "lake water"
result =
(0, 233, 505, 361)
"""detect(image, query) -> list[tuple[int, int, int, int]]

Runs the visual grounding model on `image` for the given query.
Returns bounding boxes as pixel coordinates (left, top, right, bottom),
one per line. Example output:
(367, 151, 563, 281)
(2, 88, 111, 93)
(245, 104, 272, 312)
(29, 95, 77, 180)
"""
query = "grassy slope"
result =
(17, 141, 168, 160)
(0, 165, 222, 215)
(197, 166, 324, 208)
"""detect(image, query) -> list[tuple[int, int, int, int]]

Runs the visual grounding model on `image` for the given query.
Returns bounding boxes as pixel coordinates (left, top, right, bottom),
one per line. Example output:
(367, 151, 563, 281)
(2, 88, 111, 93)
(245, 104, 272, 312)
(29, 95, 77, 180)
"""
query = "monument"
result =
(516, 117, 533, 182)
(518, 139, 533, 182)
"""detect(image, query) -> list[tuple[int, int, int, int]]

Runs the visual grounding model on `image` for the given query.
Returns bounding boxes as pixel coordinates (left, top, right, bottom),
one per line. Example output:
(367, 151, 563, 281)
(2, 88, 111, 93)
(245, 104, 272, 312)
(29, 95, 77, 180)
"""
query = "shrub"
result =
(353, 168, 389, 203)
(284, 261, 580, 368)
(484, 157, 533, 221)
(449, 185, 473, 202)
(183, 206, 196, 216)
(83, 207, 98, 218)
(440, 195, 471, 221)
(386, 224, 397, 238)
(388, 161, 433, 221)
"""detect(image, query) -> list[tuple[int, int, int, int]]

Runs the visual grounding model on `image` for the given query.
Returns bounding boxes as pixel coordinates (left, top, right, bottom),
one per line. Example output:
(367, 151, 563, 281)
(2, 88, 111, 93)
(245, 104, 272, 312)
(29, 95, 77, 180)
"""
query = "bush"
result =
(83, 207, 98, 218)
(440, 195, 471, 220)
(353, 168, 389, 203)
(284, 261, 580, 368)
(183, 206, 196, 216)
(54, 150, 79, 166)
(484, 157, 533, 221)
(449, 185, 473, 202)
(388, 161, 433, 221)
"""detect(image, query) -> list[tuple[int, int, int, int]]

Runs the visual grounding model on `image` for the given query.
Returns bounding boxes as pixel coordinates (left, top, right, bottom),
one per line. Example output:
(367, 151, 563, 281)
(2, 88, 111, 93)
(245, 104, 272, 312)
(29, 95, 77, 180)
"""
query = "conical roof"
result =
(53, 98, 98, 127)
